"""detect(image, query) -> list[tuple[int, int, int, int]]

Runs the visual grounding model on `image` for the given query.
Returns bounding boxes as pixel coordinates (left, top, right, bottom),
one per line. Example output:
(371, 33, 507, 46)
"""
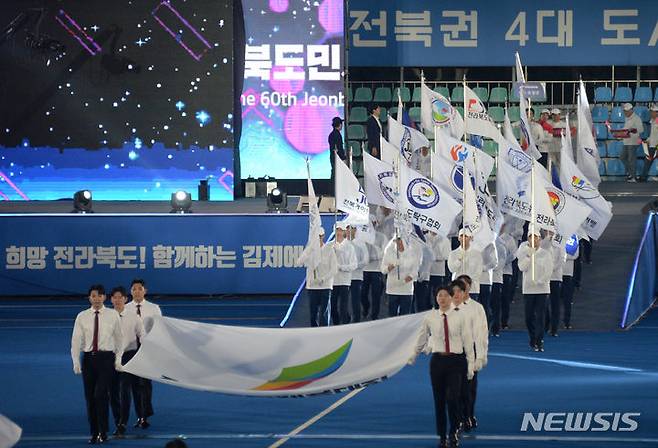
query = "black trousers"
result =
(430, 353, 464, 438)
(414, 280, 431, 312)
(524, 294, 548, 345)
(350, 279, 363, 323)
(331, 285, 350, 325)
(549, 281, 562, 334)
(82, 351, 115, 436)
(573, 254, 583, 288)
(477, 284, 491, 323)
(511, 259, 520, 299)
(388, 294, 412, 317)
(489, 282, 503, 334)
(136, 377, 154, 419)
(110, 350, 141, 426)
(460, 368, 478, 422)
(501, 274, 514, 327)
(308, 289, 330, 327)
(561, 276, 575, 326)
(361, 271, 383, 320)
(429, 275, 446, 302)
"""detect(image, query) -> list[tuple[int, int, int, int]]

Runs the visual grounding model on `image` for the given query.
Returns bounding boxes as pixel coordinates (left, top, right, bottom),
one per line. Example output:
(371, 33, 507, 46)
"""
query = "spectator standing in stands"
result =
(298, 227, 338, 327)
(328, 117, 345, 191)
(329, 221, 358, 324)
(547, 108, 566, 165)
(125, 279, 161, 430)
(639, 104, 658, 182)
(366, 103, 383, 159)
(381, 236, 421, 316)
(528, 108, 552, 167)
(620, 103, 644, 182)
(348, 224, 369, 323)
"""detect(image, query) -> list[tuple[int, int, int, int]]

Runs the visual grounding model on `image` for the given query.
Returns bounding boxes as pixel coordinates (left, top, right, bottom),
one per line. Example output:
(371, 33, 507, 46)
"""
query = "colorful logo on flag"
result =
(401, 127, 413, 163)
(407, 178, 440, 209)
(252, 340, 352, 391)
(377, 171, 396, 203)
(450, 165, 475, 194)
(547, 189, 565, 214)
(431, 98, 452, 125)
(467, 98, 484, 113)
(450, 144, 469, 163)
(570, 175, 600, 199)
(519, 121, 531, 151)
(507, 148, 532, 173)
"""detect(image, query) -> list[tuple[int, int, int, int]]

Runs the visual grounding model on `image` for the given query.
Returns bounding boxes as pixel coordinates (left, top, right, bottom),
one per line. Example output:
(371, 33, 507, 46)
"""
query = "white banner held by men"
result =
(335, 154, 369, 224)
(123, 314, 426, 397)
(420, 81, 464, 139)
(388, 115, 430, 166)
(463, 85, 500, 140)
(363, 152, 396, 209)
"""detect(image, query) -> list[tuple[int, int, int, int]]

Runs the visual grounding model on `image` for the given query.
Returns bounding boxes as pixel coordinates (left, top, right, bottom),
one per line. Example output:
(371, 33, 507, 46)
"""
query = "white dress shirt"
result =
(331, 239, 358, 286)
(125, 299, 162, 320)
(516, 242, 554, 294)
(447, 246, 484, 294)
(622, 113, 644, 146)
(116, 309, 145, 351)
(71, 306, 123, 370)
(350, 238, 369, 282)
(648, 117, 658, 148)
(458, 298, 489, 369)
(427, 233, 451, 277)
(298, 243, 338, 290)
(380, 238, 421, 295)
(413, 308, 475, 374)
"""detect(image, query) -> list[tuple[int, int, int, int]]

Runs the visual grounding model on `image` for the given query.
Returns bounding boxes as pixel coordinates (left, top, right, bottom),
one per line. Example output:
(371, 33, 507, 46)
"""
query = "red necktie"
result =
(443, 313, 450, 354)
(92, 311, 99, 353)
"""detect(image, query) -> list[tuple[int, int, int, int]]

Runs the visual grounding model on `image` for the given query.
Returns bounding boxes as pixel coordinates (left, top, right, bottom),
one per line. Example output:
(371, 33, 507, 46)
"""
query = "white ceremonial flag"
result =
(420, 81, 464, 139)
(124, 313, 427, 397)
(542, 179, 592, 240)
(462, 165, 481, 235)
(560, 143, 613, 240)
(576, 80, 602, 188)
(463, 84, 500, 140)
(335, 154, 369, 224)
(515, 51, 526, 83)
(0, 415, 21, 448)
(381, 136, 400, 168)
(363, 151, 397, 209)
(398, 163, 461, 236)
(388, 115, 430, 166)
(518, 90, 543, 160)
(435, 132, 495, 180)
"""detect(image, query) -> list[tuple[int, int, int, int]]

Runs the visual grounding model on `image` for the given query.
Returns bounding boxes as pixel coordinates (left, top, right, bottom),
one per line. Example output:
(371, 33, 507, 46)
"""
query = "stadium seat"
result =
(591, 105, 609, 123)
(607, 141, 623, 157)
(348, 106, 368, 123)
(482, 139, 498, 157)
(512, 126, 521, 140)
(373, 87, 392, 103)
(599, 160, 606, 176)
(388, 107, 398, 119)
(655, 87, 658, 102)
(489, 87, 508, 104)
(412, 87, 422, 103)
(456, 106, 464, 118)
(606, 158, 625, 176)
(641, 127, 650, 140)
(532, 105, 543, 118)
(597, 142, 607, 157)
(636, 145, 647, 157)
(379, 107, 388, 123)
(610, 106, 624, 122)
(613, 87, 632, 103)
(634, 86, 653, 103)
(650, 160, 658, 176)
(508, 106, 521, 123)
(635, 105, 650, 122)
(594, 123, 608, 140)
(409, 106, 421, 122)
(347, 124, 365, 140)
(472, 86, 489, 102)
(352, 159, 363, 177)
(394, 86, 411, 103)
(488, 107, 505, 123)
(451, 86, 464, 104)
(594, 86, 612, 102)
(433, 86, 450, 99)
(354, 87, 372, 103)
(347, 87, 353, 102)
(509, 87, 520, 102)
(348, 141, 362, 157)
(636, 159, 646, 175)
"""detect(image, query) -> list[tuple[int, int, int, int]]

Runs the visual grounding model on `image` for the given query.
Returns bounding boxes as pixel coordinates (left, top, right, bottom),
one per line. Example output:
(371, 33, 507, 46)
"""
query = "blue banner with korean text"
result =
(348, 0, 658, 66)
(0, 214, 334, 296)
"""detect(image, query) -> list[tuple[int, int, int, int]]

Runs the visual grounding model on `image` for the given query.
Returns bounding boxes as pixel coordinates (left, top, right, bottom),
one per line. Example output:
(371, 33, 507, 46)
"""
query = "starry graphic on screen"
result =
(0, 0, 234, 200)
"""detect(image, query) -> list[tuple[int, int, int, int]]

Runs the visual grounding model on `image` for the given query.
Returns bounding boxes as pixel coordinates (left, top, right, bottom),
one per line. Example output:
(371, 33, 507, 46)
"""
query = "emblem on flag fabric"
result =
(547, 189, 566, 214)
(467, 98, 485, 113)
(570, 176, 600, 199)
(507, 148, 532, 173)
(401, 127, 413, 163)
(377, 171, 396, 203)
(450, 144, 469, 162)
(431, 98, 452, 125)
(407, 178, 440, 209)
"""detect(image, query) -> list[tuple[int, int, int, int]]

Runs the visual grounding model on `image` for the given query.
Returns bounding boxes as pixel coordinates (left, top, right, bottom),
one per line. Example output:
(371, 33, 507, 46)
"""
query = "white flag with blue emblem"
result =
(335, 153, 369, 224)
(363, 152, 397, 209)
(518, 90, 543, 160)
(463, 85, 500, 140)
(388, 115, 430, 166)
(462, 165, 481, 235)
(398, 163, 461, 236)
(420, 81, 464, 139)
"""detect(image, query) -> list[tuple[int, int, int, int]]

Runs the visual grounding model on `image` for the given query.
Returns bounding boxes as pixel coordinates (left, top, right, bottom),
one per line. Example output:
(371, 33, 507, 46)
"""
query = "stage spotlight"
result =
(267, 187, 288, 213)
(171, 190, 192, 214)
(72, 190, 93, 213)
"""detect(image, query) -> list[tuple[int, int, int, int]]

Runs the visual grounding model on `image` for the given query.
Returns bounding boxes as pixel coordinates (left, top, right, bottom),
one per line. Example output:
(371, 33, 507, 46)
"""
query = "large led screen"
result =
(0, 0, 234, 201)
(239, 0, 344, 180)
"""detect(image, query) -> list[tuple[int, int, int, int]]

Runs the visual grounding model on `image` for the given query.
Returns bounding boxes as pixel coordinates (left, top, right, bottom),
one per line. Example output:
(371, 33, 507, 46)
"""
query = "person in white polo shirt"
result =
(516, 231, 554, 352)
(329, 221, 358, 325)
(447, 229, 483, 299)
(381, 235, 421, 316)
(620, 103, 644, 182)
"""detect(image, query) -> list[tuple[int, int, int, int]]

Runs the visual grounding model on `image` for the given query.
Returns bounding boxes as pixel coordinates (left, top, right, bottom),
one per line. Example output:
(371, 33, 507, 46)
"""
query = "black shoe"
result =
(113, 424, 126, 437)
(538, 341, 545, 352)
(140, 418, 150, 429)
(550, 332, 558, 337)
(462, 418, 473, 433)
(564, 323, 573, 329)
(88, 435, 99, 445)
(439, 437, 448, 448)
(449, 433, 460, 447)
(98, 433, 108, 444)
(470, 416, 478, 429)
(492, 332, 500, 337)
(502, 324, 509, 330)
(134, 418, 143, 428)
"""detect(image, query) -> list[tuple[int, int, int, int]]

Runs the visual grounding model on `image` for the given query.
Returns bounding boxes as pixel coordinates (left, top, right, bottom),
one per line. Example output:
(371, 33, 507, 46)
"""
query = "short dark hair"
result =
(450, 280, 467, 294)
(456, 274, 472, 286)
(368, 103, 380, 114)
(164, 438, 188, 448)
(88, 284, 105, 296)
(131, 278, 145, 287)
(110, 286, 127, 297)
(434, 285, 452, 308)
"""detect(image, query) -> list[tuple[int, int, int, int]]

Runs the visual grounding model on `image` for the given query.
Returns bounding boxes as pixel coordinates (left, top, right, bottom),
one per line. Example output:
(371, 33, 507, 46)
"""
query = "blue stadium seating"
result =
(594, 86, 612, 102)
(607, 141, 623, 157)
(597, 142, 607, 157)
(606, 158, 626, 176)
(634, 86, 653, 102)
(641, 127, 650, 140)
(613, 87, 633, 103)
(650, 160, 658, 176)
(599, 160, 606, 176)
(591, 106, 609, 123)
(594, 123, 608, 140)
(655, 87, 658, 102)
(610, 106, 625, 123)
(635, 105, 650, 122)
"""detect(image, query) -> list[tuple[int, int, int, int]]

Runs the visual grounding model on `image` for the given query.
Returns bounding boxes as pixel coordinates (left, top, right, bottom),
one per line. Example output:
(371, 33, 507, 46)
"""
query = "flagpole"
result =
(333, 152, 338, 226)
(530, 160, 536, 282)
(306, 157, 319, 281)
(394, 108, 401, 281)
(462, 75, 467, 275)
